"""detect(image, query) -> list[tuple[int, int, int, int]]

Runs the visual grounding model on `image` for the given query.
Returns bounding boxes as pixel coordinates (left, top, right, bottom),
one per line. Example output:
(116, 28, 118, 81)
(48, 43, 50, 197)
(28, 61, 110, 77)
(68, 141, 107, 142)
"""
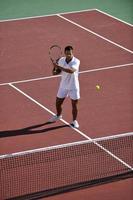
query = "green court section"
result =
(0, 0, 133, 24)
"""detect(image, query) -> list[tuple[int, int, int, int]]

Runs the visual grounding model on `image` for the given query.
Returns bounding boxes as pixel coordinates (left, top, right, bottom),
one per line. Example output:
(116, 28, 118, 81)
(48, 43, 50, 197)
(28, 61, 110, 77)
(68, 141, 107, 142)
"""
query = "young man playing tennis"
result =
(49, 46, 80, 128)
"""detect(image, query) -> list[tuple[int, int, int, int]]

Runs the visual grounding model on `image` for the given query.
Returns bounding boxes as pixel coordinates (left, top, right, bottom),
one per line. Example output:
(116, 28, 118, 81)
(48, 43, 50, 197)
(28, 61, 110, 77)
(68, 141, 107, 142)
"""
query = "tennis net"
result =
(0, 132, 133, 200)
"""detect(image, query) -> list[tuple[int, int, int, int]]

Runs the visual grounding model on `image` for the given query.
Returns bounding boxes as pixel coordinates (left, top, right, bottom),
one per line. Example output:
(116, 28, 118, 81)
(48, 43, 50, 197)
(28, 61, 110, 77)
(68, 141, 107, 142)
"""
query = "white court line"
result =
(0, 62, 132, 86)
(0, 8, 96, 22)
(57, 14, 133, 54)
(8, 83, 133, 170)
(0, 8, 132, 28)
(79, 63, 133, 74)
(96, 9, 133, 27)
(0, 74, 60, 86)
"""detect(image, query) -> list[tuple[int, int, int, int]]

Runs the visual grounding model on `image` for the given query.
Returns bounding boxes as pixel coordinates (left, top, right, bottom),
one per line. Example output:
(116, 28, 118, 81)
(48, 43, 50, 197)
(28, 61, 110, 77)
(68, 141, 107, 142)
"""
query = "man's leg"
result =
(70, 89, 80, 128)
(71, 99, 78, 121)
(56, 97, 65, 116)
(49, 97, 65, 122)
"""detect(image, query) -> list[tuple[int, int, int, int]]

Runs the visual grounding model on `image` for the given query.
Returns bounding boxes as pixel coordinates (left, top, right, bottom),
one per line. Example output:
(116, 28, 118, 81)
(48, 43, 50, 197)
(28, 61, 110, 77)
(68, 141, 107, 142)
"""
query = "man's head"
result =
(64, 46, 73, 61)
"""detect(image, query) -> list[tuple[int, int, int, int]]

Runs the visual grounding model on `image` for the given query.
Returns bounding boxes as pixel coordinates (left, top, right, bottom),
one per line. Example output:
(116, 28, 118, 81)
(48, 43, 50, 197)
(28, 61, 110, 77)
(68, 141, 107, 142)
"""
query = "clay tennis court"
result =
(0, 9, 133, 200)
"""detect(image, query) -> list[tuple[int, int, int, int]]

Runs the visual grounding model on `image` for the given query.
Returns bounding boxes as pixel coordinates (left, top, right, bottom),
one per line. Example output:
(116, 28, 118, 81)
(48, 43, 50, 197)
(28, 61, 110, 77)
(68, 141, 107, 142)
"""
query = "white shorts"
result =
(57, 87, 80, 100)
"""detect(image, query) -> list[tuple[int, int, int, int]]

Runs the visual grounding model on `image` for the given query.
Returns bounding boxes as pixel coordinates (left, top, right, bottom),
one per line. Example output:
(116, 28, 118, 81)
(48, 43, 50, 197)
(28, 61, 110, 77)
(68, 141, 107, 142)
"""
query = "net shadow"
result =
(8, 171, 133, 200)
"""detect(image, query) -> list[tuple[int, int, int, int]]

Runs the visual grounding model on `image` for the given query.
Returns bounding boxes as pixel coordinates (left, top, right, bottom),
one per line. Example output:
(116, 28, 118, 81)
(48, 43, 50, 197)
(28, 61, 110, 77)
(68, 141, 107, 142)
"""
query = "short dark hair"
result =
(64, 46, 73, 52)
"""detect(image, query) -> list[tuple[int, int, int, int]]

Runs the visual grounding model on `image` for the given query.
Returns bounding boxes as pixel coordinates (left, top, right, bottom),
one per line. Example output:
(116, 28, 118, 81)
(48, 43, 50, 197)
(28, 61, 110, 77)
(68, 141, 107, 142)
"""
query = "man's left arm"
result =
(53, 62, 77, 74)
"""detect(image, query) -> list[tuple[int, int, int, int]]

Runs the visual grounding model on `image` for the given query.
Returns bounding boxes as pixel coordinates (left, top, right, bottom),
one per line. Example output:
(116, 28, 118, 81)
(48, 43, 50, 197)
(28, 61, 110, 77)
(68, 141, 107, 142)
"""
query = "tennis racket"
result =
(49, 45, 62, 74)
(49, 45, 62, 63)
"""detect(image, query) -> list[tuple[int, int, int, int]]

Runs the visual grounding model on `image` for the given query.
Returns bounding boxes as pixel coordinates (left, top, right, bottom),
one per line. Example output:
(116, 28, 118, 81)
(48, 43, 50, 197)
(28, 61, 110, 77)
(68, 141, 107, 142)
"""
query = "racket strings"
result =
(49, 46, 62, 63)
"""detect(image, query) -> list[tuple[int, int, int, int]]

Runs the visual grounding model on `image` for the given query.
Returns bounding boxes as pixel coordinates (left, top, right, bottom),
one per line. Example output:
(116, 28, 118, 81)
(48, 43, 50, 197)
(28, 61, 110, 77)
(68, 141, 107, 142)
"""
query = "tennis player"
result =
(49, 46, 80, 128)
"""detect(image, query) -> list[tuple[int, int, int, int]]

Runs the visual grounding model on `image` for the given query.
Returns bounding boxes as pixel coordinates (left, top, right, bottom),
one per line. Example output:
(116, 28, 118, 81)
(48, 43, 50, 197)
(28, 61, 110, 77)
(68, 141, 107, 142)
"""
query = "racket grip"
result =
(52, 67, 61, 75)
(52, 67, 57, 75)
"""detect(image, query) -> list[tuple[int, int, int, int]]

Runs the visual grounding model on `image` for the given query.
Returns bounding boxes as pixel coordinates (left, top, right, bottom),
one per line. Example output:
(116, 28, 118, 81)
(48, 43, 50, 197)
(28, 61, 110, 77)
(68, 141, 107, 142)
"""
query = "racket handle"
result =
(52, 66, 61, 75)
(50, 58, 59, 64)
(50, 58, 54, 63)
(56, 58, 60, 63)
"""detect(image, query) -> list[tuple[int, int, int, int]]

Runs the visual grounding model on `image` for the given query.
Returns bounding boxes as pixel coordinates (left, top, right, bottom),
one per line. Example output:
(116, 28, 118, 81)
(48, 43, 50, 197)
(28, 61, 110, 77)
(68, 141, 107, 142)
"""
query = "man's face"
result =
(65, 50, 73, 61)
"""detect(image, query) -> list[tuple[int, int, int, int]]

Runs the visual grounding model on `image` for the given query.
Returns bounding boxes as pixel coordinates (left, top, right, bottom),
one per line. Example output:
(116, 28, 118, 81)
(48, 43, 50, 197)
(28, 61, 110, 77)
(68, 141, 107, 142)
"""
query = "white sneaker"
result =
(71, 120, 79, 128)
(48, 115, 62, 122)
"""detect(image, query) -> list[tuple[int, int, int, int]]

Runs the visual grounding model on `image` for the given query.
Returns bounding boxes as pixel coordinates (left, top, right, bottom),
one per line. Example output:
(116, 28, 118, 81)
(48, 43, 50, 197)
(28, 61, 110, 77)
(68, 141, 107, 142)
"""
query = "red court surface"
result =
(0, 9, 133, 200)
(62, 10, 133, 50)
(0, 11, 133, 84)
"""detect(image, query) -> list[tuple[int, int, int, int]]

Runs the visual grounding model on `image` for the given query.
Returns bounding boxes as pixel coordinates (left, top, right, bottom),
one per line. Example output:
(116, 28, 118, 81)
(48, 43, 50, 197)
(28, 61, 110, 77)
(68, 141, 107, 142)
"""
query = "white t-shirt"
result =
(58, 56, 80, 90)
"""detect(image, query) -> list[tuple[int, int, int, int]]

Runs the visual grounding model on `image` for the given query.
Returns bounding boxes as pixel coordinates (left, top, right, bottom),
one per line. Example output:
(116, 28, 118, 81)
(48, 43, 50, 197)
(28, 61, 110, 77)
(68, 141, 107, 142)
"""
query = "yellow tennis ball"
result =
(96, 85, 101, 90)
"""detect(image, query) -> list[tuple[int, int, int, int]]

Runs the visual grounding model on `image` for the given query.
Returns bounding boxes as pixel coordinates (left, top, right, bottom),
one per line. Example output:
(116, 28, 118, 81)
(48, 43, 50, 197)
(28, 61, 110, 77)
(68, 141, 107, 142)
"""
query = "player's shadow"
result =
(0, 122, 69, 138)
